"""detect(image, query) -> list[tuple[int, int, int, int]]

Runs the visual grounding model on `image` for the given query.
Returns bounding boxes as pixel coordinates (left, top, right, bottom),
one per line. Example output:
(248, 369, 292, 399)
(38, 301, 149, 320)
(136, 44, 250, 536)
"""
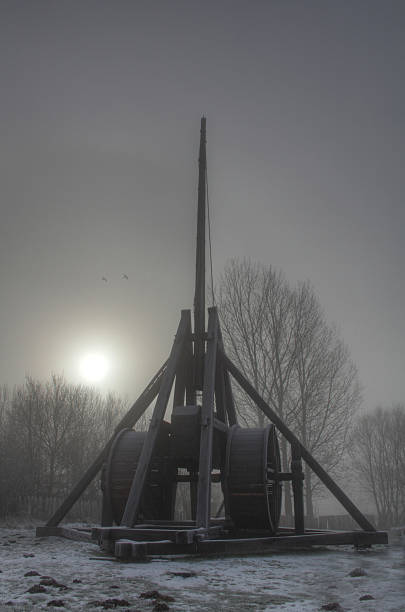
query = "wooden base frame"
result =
(36, 522, 387, 560)
(112, 529, 388, 561)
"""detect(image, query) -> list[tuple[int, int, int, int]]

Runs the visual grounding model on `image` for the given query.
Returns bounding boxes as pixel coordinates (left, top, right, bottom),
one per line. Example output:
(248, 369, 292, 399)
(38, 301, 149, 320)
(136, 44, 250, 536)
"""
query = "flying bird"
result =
(122, 274, 129, 280)
(102, 276, 108, 282)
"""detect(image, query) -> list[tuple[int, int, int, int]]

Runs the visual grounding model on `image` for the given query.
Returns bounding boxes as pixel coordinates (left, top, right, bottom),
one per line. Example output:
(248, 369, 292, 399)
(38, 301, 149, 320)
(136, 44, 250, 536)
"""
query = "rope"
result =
(206, 164, 215, 306)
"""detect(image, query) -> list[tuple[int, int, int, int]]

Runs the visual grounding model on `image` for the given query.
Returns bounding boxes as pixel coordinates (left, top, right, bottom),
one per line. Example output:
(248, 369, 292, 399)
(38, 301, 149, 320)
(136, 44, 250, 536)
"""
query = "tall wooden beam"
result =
(196, 307, 219, 528)
(45, 362, 167, 527)
(194, 116, 207, 391)
(185, 334, 196, 406)
(121, 311, 190, 527)
(217, 336, 237, 426)
(173, 311, 192, 407)
(214, 358, 227, 424)
(223, 366, 237, 426)
(222, 351, 376, 532)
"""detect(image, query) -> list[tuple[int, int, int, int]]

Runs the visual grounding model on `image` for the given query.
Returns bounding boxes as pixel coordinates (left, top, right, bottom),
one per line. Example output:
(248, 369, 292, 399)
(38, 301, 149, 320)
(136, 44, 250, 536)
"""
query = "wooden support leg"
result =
(185, 316, 196, 406)
(186, 360, 196, 405)
(214, 356, 231, 517)
(196, 308, 219, 528)
(217, 335, 237, 426)
(173, 311, 192, 407)
(291, 444, 305, 535)
(223, 362, 237, 426)
(214, 360, 226, 423)
(222, 351, 376, 533)
(190, 470, 197, 521)
(120, 311, 190, 527)
(100, 465, 114, 526)
(44, 362, 167, 528)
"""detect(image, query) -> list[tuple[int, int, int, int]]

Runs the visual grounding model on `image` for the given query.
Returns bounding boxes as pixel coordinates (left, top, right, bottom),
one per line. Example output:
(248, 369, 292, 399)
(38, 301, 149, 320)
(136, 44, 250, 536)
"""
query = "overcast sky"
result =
(1, 0, 404, 411)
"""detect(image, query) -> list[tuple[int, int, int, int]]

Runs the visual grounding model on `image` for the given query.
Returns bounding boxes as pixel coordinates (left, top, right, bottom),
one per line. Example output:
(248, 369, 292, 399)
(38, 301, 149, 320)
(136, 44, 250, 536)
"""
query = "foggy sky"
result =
(1, 0, 404, 410)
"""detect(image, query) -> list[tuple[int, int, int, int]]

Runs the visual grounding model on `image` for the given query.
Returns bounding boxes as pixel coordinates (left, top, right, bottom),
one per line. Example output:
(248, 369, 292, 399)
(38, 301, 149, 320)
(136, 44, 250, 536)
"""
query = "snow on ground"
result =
(0, 527, 404, 611)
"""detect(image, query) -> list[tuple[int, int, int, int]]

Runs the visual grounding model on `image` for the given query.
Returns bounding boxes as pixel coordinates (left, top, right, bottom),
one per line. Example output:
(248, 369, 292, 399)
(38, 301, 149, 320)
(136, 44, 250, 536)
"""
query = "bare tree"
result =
(11, 378, 45, 497)
(217, 259, 361, 520)
(217, 260, 296, 425)
(290, 282, 361, 518)
(350, 404, 405, 528)
(0, 375, 127, 518)
(217, 260, 299, 518)
(0, 385, 15, 515)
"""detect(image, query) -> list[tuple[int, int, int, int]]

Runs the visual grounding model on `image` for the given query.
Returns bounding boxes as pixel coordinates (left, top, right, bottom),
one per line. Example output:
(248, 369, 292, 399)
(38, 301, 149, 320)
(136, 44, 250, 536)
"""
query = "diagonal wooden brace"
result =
(120, 310, 190, 527)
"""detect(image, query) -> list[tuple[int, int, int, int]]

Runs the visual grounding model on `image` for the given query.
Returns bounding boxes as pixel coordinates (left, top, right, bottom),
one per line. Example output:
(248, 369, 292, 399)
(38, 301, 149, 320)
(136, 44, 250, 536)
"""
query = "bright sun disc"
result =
(79, 352, 109, 383)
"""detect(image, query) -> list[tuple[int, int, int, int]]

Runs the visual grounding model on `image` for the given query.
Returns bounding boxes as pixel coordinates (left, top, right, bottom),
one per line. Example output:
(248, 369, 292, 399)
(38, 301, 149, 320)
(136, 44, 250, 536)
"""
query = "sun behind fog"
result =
(79, 352, 109, 383)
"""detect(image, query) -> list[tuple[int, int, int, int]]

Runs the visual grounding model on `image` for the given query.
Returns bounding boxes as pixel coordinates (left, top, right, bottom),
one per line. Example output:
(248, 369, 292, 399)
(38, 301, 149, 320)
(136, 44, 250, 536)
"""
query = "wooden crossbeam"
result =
(221, 351, 376, 533)
(197, 530, 387, 555)
(44, 361, 167, 528)
(120, 310, 190, 527)
(195, 307, 219, 528)
(93, 525, 224, 545)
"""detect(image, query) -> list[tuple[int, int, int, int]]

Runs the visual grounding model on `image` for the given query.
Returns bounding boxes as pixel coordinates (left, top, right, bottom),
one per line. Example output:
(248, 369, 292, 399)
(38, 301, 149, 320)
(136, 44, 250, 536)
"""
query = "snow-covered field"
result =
(0, 527, 404, 611)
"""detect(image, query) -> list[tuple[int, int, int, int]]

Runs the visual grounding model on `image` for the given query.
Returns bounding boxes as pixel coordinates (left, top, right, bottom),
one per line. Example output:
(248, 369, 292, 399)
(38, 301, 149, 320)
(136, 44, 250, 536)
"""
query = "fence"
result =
(280, 513, 376, 531)
(2, 495, 376, 531)
(1, 494, 102, 523)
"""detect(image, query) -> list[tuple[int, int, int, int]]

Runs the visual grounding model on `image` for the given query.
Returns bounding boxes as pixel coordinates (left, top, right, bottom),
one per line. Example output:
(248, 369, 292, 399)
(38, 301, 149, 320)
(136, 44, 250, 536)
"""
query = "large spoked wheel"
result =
(104, 428, 176, 525)
(225, 424, 282, 533)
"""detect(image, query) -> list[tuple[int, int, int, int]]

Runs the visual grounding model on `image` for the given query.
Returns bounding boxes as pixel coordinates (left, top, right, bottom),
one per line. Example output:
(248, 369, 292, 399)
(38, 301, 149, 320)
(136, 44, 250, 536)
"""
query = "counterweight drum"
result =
(225, 424, 282, 533)
(103, 428, 176, 525)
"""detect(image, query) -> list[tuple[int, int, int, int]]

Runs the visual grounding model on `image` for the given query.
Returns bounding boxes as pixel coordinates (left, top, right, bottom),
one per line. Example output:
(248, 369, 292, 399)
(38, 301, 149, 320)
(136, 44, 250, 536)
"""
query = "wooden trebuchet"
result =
(39, 117, 387, 558)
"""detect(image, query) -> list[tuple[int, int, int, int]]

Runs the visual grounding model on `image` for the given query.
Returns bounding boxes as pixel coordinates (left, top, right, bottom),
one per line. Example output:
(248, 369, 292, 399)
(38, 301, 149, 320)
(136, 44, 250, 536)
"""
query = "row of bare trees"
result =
(351, 404, 405, 528)
(218, 259, 405, 528)
(217, 259, 361, 520)
(1, 259, 402, 528)
(0, 376, 127, 518)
